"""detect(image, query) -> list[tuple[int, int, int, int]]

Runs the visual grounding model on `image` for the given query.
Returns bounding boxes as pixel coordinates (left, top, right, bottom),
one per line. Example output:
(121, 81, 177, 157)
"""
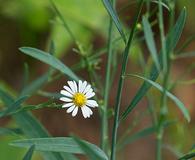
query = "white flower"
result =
(60, 80, 98, 118)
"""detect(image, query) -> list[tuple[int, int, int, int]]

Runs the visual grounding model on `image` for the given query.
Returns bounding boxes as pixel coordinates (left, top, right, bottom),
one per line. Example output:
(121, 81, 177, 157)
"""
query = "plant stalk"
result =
(101, 0, 116, 153)
(110, 1, 144, 159)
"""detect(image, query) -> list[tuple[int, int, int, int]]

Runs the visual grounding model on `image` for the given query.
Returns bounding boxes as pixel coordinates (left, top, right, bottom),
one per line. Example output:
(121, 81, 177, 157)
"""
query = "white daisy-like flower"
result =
(60, 80, 98, 118)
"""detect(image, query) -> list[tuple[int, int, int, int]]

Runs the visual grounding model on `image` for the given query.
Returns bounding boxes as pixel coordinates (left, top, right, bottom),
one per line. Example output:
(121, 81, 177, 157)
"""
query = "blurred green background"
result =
(0, 0, 195, 160)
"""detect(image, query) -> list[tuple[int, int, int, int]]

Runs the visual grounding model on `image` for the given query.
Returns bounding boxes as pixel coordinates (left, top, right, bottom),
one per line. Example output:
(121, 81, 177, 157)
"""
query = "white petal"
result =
(60, 97, 72, 102)
(67, 105, 75, 113)
(72, 107, 78, 117)
(87, 100, 98, 107)
(78, 80, 82, 92)
(63, 85, 74, 94)
(80, 81, 87, 93)
(81, 106, 88, 118)
(85, 92, 95, 99)
(83, 84, 91, 94)
(73, 81, 78, 92)
(60, 90, 73, 97)
(67, 81, 76, 93)
(62, 103, 74, 108)
(85, 106, 93, 117)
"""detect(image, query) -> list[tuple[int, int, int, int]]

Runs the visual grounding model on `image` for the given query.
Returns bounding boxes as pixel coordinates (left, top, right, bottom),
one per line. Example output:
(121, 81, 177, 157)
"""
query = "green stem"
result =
(156, 126, 163, 160)
(156, 2, 175, 160)
(110, 1, 144, 160)
(101, 0, 116, 152)
(158, 0, 167, 73)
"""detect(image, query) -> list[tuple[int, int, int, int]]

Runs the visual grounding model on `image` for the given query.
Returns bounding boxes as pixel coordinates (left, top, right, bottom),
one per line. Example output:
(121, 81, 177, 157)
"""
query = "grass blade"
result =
(125, 74, 190, 122)
(22, 145, 35, 160)
(121, 8, 187, 121)
(73, 136, 108, 160)
(142, 16, 160, 71)
(102, 0, 126, 43)
(19, 47, 79, 81)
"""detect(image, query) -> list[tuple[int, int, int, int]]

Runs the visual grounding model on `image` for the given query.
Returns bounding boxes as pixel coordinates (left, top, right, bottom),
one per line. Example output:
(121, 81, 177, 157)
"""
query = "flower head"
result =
(60, 80, 98, 118)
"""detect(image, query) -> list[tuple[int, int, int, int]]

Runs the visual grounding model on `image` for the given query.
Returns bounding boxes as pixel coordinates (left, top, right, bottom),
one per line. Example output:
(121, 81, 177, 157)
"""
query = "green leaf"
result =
(0, 88, 14, 106)
(121, 8, 187, 121)
(20, 72, 50, 96)
(174, 51, 195, 59)
(179, 152, 195, 160)
(22, 145, 35, 160)
(0, 95, 29, 118)
(10, 137, 108, 160)
(179, 144, 195, 160)
(102, 0, 126, 43)
(142, 16, 160, 71)
(125, 74, 190, 122)
(166, 8, 187, 53)
(73, 136, 108, 160)
(0, 88, 64, 160)
(19, 47, 79, 81)
(0, 127, 23, 136)
(117, 127, 156, 150)
(151, 0, 170, 11)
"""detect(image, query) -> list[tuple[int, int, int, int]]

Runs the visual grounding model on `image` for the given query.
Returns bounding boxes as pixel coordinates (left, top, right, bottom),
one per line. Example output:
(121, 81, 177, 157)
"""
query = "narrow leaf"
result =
(142, 16, 160, 70)
(19, 47, 79, 81)
(179, 152, 195, 160)
(151, 1, 170, 11)
(0, 95, 29, 118)
(125, 74, 190, 122)
(121, 8, 187, 121)
(0, 127, 23, 136)
(0, 88, 64, 160)
(117, 127, 156, 150)
(174, 51, 195, 59)
(73, 136, 108, 160)
(23, 145, 35, 160)
(102, 0, 126, 43)
(20, 72, 50, 96)
(10, 137, 107, 160)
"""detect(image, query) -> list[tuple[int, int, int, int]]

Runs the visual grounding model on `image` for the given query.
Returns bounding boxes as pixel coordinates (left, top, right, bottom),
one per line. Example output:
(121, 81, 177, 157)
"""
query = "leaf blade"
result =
(19, 47, 79, 81)
(125, 74, 190, 122)
(121, 8, 187, 121)
(142, 16, 160, 70)
(73, 136, 108, 160)
(22, 145, 35, 160)
(10, 137, 108, 160)
(102, 0, 126, 43)
(0, 95, 29, 118)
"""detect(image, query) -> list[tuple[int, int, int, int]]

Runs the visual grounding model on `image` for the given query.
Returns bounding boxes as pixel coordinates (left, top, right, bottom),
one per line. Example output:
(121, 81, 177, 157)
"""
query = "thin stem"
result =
(110, 1, 144, 160)
(156, 2, 175, 160)
(158, 0, 167, 73)
(101, 0, 116, 153)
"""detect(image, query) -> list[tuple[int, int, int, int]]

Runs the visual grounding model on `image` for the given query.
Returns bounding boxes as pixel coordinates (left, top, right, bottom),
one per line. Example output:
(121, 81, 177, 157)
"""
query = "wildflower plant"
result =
(0, 0, 195, 160)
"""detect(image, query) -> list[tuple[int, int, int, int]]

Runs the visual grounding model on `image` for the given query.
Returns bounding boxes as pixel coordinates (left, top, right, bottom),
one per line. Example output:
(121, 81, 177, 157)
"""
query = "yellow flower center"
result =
(73, 93, 86, 107)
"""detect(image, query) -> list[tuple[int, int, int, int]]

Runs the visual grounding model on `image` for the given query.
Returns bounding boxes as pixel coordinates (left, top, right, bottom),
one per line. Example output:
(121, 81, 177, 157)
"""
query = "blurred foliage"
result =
(0, 0, 108, 56)
(0, 0, 195, 160)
